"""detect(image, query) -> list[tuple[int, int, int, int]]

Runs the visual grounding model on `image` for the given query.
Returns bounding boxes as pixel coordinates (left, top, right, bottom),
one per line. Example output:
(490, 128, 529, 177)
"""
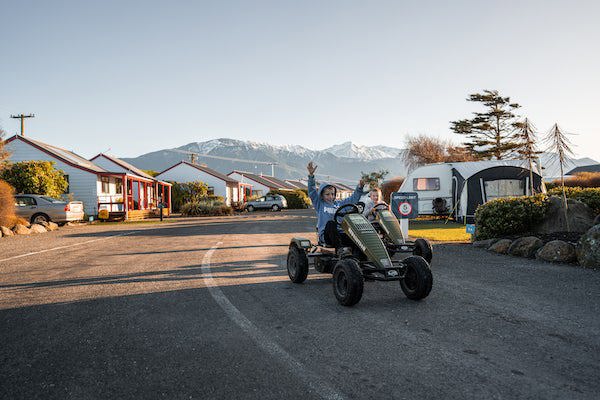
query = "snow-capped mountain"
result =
(121, 139, 406, 181)
(323, 141, 402, 160)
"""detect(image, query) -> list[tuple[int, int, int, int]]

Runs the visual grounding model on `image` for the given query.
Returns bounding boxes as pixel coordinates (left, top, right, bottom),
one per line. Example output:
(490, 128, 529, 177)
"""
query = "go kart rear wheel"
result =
(413, 238, 433, 264)
(400, 256, 433, 300)
(332, 258, 364, 306)
(287, 245, 308, 283)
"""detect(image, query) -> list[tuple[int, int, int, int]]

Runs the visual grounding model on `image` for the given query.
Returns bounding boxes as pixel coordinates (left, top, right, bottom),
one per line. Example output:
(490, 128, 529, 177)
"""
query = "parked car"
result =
(14, 195, 85, 224)
(244, 194, 288, 212)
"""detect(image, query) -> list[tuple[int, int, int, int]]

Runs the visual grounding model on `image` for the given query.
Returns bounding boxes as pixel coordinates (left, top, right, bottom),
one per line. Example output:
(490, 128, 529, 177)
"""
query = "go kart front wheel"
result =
(332, 258, 364, 306)
(287, 245, 308, 283)
(400, 256, 433, 300)
(413, 238, 433, 264)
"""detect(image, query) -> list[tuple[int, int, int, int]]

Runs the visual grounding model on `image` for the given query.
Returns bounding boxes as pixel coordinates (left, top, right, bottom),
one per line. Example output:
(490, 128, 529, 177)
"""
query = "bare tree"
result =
(514, 118, 541, 194)
(402, 134, 477, 171)
(545, 123, 575, 231)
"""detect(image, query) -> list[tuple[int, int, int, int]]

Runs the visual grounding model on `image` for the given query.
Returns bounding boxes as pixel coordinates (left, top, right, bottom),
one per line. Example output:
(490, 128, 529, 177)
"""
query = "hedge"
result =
(547, 186, 600, 214)
(267, 189, 311, 209)
(181, 198, 233, 217)
(474, 194, 550, 240)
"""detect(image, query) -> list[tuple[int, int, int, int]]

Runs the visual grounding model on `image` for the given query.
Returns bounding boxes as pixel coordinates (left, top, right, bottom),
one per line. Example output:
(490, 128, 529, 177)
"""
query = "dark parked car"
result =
(244, 194, 287, 212)
(15, 195, 85, 224)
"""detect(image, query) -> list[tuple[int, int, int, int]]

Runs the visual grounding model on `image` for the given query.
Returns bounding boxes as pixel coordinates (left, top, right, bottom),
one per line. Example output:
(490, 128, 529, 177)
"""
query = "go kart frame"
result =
(287, 203, 433, 306)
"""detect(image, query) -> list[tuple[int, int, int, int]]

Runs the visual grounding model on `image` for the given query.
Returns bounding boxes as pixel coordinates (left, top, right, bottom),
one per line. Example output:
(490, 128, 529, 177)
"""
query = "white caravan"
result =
(397, 160, 545, 223)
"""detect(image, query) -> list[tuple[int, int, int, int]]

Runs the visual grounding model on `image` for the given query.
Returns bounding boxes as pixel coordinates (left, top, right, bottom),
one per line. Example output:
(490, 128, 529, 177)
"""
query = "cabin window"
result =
(484, 179, 524, 201)
(207, 186, 215, 195)
(63, 175, 70, 193)
(115, 178, 123, 194)
(101, 176, 110, 193)
(413, 178, 440, 191)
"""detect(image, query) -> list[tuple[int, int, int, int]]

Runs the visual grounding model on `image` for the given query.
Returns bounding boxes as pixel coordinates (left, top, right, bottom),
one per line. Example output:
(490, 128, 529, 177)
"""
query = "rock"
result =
(489, 239, 512, 254)
(473, 238, 499, 248)
(29, 224, 47, 234)
(533, 196, 595, 234)
(13, 224, 31, 235)
(535, 240, 577, 263)
(594, 214, 600, 226)
(39, 221, 59, 230)
(1, 226, 14, 237)
(577, 225, 600, 267)
(509, 236, 544, 258)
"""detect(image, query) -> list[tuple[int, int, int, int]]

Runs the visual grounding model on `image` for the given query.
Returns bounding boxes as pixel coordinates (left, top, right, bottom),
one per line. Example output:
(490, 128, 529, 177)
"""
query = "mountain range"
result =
(121, 139, 597, 183)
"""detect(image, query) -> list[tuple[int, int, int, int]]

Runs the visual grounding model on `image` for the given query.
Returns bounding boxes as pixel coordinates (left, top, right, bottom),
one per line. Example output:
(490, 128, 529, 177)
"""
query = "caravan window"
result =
(413, 178, 440, 191)
(485, 179, 524, 201)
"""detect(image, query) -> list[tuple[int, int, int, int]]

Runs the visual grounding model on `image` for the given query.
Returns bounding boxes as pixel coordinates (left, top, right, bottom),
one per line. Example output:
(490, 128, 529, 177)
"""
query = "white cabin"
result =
(156, 161, 242, 206)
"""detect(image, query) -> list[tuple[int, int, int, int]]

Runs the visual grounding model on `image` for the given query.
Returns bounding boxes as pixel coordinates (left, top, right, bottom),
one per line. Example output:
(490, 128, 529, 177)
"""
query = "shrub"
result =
(547, 186, 600, 214)
(0, 161, 68, 198)
(170, 181, 209, 212)
(551, 172, 600, 188)
(474, 194, 550, 240)
(268, 189, 311, 209)
(0, 179, 16, 227)
(181, 198, 233, 217)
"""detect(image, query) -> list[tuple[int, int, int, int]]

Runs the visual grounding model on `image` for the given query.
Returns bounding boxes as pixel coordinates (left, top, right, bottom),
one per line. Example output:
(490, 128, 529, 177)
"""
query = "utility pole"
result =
(10, 113, 35, 136)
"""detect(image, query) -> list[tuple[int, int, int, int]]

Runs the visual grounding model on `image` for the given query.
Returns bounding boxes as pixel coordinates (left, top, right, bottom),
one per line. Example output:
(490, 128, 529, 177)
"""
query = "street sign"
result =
(391, 192, 419, 219)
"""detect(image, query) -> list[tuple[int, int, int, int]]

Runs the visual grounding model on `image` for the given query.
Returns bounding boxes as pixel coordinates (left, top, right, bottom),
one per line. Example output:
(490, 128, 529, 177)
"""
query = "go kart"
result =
(370, 203, 433, 263)
(287, 204, 433, 306)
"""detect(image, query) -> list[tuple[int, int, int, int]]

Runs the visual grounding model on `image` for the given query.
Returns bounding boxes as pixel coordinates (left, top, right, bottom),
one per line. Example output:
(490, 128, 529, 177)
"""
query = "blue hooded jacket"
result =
(308, 175, 366, 244)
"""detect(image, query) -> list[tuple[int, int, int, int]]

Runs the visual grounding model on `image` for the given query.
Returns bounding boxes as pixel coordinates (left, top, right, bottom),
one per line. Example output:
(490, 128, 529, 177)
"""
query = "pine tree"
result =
(450, 90, 521, 159)
(514, 118, 542, 194)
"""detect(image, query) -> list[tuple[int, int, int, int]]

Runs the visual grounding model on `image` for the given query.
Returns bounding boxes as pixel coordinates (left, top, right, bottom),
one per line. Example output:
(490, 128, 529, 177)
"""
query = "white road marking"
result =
(0, 231, 139, 263)
(201, 242, 346, 400)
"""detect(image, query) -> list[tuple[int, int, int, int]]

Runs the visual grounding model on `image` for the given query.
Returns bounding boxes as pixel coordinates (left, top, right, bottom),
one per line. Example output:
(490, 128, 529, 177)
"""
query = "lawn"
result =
(408, 220, 472, 242)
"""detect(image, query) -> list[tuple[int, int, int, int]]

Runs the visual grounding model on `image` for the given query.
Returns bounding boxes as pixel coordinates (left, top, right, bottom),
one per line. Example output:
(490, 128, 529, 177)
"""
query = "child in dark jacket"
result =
(307, 161, 366, 247)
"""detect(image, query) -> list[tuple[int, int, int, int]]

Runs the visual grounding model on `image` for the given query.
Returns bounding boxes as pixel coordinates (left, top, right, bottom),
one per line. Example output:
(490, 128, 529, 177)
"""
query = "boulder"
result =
(29, 224, 48, 234)
(1, 226, 14, 237)
(473, 238, 499, 248)
(577, 225, 600, 268)
(533, 196, 595, 234)
(47, 222, 59, 231)
(508, 236, 544, 258)
(594, 214, 600, 226)
(535, 240, 577, 263)
(13, 224, 31, 235)
(489, 239, 512, 254)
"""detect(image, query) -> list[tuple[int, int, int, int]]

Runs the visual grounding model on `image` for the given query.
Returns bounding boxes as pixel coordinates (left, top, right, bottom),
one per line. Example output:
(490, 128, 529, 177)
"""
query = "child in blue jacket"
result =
(307, 161, 366, 247)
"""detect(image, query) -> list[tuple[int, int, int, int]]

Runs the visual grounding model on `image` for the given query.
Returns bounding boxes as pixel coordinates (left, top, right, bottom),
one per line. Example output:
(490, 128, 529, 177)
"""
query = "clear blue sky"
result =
(1, 0, 598, 160)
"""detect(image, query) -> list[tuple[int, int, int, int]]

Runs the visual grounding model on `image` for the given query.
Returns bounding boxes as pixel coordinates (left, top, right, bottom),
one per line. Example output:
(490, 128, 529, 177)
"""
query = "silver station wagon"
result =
(15, 195, 85, 224)
(244, 194, 287, 212)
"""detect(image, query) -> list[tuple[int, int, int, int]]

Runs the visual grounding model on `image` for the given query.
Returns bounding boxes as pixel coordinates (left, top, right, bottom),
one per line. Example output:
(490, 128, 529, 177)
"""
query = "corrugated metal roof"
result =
(92, 153, 155, 179)
(229, 171, 294, 189)
(15, 136, 107, 173)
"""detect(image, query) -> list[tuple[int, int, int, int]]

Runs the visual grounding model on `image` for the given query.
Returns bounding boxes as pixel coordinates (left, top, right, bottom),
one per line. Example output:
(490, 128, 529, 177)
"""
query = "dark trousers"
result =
(324, 220, 352, 248)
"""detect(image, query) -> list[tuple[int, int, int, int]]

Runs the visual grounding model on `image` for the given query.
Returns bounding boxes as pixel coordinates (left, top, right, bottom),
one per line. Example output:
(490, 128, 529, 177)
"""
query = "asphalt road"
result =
(1, 210, 599, 400)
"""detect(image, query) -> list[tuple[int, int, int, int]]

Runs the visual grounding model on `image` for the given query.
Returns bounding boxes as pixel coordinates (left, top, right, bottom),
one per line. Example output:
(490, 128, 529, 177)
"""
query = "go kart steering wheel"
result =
(373, 203, 389, 212)
(334, 204, 360, 225)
